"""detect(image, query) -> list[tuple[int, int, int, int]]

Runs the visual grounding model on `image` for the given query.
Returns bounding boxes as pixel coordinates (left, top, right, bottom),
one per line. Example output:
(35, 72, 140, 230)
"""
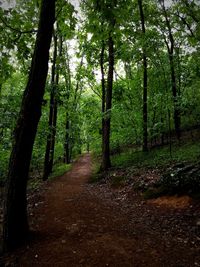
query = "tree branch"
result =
(0, 16, 37, 34)
(175, 12, 195, 38)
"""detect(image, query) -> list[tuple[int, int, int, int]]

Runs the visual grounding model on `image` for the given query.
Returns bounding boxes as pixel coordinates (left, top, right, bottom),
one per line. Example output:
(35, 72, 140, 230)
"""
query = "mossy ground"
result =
(49, 163, 72, 180)
(111, 140, 200, 169)
(92, 139, 200, 199)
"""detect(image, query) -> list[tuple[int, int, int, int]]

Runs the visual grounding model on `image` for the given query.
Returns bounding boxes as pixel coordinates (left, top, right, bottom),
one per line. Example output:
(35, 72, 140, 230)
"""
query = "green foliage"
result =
(56, 0, 77, 39)
(0, 146, 10, 183)
(89, 152, 103, 183)
(1, 0, 200, 185)
(0, 0, 39, 72)
(28, 178, 42, 191)
(112, 140, 200, 169)
(49, 163, 72, 180)
(0, 72, 26, 183)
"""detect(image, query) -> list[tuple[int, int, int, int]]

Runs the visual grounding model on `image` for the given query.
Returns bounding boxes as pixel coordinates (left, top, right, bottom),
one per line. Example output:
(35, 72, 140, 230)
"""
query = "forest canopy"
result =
(0, 0, 200, 252)
(0, 0, 199, 179)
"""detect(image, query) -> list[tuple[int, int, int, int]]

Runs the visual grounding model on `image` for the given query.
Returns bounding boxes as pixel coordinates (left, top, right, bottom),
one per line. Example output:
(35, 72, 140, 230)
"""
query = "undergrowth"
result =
(111, 140, 200, 169)
(27, 163, 71, 190)
(91, 139, 200, 199)
(49, 162, 72, 180)
(144, 161, 200, 199)
(89, 152, 102, 183)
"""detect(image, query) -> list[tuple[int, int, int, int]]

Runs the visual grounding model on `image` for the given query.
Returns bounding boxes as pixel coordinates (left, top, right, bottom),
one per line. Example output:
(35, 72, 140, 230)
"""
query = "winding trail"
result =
(11, 154, 200, 266)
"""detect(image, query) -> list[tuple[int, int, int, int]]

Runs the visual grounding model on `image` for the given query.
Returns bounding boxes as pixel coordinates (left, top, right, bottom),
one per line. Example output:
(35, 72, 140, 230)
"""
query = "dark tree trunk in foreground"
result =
(102, 35, 114, 170)
(2, 0, 55, 252)
(138, 0, 148, 152)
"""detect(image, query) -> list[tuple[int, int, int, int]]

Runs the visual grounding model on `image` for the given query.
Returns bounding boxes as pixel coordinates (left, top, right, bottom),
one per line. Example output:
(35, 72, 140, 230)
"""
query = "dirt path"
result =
(6, 154, 200, 266)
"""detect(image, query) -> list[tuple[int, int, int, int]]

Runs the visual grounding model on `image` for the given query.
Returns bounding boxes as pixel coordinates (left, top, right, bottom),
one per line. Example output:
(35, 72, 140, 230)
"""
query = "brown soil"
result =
(148, 196, 192, 209)
(2, 154, 200, 267)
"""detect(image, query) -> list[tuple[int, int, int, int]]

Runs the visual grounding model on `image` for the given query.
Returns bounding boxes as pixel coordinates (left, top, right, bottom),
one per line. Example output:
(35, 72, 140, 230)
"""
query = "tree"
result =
(102, 34, 115, 169)
(2, 0, 55, 252)
(63, 42, 72, 164)
(100, 40, 106, 163)
(138, 0, 148, 151)
(43, 31, 59, 180)
(89, 0, 116, 170)
(42, 0, 76, 178)
(159, 0, 181, 140)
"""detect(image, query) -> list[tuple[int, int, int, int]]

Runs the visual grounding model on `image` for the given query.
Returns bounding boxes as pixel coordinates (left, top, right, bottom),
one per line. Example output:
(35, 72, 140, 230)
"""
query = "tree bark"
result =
(168, 46, 181, 140)
(63, 43, 71, 164)
(3, 0, 55, 252)
(102, 35, 114, 170)
(100, 41, 106, 168)
(48, 34, 62, 174)
(138, 0, 148, 152)
(161, 0, 181, 140)
(43, 33, 57, 180)
(43, 33, 62, 179)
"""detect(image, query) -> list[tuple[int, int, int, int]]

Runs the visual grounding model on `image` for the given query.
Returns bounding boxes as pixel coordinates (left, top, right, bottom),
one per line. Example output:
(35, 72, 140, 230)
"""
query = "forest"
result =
(0, 0, 200, 266)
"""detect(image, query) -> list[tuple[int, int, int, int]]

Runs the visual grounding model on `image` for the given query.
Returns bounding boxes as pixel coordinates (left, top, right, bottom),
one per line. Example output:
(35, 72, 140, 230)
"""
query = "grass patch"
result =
(27, 163, 72, 189)
(112, 140, 200, 169)
(28, 178, 42, 190)
(111, 140, 200, 199)
(49, 162, 72, 180)
(89, 152, 103, 183)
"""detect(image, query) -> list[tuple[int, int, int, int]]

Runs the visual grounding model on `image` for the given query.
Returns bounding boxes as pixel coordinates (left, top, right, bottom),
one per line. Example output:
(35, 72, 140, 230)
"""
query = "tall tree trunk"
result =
(100, 41, 106, 167)
(48, 35, 62, 172)
(43, 33, 58, 180)
(161, 0, 181, 140)
(2, 0, 55, 252)
(48, 77, 58, 172)
(63, 44, 71, 164)
(44, 33, 62, 179)
(67, 55, 84, 159)
(169, 51, 181, 140)
(102, 35, 114, 170)
(138, 0, 148, 152)
(73, 56, 84, 107)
